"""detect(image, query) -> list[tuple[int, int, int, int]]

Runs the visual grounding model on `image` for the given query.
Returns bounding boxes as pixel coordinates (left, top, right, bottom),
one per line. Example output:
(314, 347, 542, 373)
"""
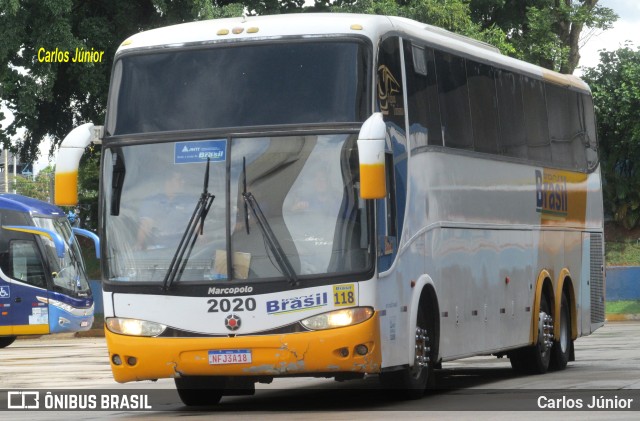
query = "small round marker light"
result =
(355, 344, 369, 356)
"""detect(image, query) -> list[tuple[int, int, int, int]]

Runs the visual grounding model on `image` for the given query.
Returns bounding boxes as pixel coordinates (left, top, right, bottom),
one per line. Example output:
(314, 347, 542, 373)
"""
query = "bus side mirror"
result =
(55, 123, 103, 206)
(72, 228, 101, 259)
(357, 113, 387, 199)
(2, 225, 66, 258)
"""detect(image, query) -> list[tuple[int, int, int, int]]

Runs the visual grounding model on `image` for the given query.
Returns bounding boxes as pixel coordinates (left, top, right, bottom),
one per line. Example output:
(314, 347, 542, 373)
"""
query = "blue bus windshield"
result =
(32, 216, 91, 296)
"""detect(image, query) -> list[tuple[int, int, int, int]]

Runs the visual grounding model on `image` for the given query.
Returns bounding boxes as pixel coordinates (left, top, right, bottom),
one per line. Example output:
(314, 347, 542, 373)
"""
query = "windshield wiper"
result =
(242, 157, 298, 287)
(243, 157, 250, 235)
(163, 158, 215, 291)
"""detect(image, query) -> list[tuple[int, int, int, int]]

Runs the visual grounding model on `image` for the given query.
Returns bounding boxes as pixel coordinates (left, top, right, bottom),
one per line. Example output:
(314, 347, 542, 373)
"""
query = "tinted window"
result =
(378, 37, 405, 128)
(467, 61, 499, 154)
(435, 51, 472, 149)
(110, 41, 370, 134)
(495, 69, 526, 159)
(404, 42, 442, 146)
(8, 240, 47, 288)
(547, 84, 583, 169)
(522, 77, 550, 162)
(582, 94, 598, 169)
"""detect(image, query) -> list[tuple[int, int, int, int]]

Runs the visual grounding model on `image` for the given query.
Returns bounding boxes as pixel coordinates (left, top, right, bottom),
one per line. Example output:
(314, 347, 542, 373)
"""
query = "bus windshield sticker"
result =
(377, 65, 402, 117)
(174, 139, 226, 164)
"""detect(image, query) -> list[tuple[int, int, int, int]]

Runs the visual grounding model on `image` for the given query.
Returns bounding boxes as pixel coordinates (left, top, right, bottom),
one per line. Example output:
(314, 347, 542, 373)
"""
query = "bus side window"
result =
(582, 94, 599, 170)
(522, 76, 551, 162)
(404, 41, 442, 147)
(467, 60, 500, 154)
(495, 69, 526, 159)
(8, 240, 47, 289)
(434, 50, 473, 150)
(385, 152, 397, 238)
(547, 84, 587, 170)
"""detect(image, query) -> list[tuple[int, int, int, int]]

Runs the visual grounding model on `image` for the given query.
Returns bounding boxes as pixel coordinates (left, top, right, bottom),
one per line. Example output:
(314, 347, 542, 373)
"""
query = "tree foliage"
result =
(12, 166, 53, 202)
(326, 0, 514, 54)
(469, 0, 617, 73)
(0, 0, 243, 164)
(582, 46, 640, 229)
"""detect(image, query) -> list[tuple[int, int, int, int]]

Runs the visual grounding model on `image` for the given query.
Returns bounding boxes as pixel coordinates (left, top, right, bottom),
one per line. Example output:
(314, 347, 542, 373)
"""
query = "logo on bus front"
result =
(266, 292, 328, 315)
(224, 314, 242, 331)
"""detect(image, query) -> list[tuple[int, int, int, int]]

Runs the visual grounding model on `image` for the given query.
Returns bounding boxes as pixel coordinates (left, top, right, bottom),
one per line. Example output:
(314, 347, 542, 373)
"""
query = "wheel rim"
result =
(538, 310, 553, 355)
(411, 325, 429, 379)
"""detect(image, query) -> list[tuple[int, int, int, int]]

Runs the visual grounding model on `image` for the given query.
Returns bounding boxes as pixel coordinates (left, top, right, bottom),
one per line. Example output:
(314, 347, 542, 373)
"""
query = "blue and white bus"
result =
(0, 194, 99, 348)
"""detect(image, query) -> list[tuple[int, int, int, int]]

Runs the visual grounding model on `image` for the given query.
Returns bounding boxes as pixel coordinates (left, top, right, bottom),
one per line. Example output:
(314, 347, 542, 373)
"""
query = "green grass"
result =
(605, 241, 640, 266)
(606, 300, 640, 314)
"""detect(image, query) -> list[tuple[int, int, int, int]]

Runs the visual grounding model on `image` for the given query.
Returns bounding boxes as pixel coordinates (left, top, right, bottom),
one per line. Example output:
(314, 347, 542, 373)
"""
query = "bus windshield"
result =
(107, 40, 369, 135)
(32, 216, 91, 297)
(103, 134, 371, 284)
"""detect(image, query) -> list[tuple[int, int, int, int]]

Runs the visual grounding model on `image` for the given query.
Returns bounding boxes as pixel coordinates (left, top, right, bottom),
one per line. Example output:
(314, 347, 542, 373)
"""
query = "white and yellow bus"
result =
(55, 13, 604, 404)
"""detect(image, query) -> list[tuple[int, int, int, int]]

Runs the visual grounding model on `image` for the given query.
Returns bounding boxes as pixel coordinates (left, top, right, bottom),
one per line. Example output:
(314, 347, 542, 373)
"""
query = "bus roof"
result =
(116, 13, 589, 93)
(0, 194, 65, 218)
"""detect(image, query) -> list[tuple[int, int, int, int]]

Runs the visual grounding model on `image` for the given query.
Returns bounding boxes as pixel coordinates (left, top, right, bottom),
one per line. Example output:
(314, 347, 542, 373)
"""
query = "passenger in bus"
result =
(135, 171, 190, 250)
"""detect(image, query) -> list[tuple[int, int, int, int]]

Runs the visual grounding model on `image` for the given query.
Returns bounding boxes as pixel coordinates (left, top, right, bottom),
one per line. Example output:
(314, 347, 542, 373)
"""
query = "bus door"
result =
(0, 233, 50, 336)
(376, 36, 408, 272)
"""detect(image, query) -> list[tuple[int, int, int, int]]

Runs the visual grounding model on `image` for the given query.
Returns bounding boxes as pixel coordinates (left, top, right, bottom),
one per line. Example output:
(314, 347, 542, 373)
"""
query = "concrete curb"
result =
(606, 313, 640, 322)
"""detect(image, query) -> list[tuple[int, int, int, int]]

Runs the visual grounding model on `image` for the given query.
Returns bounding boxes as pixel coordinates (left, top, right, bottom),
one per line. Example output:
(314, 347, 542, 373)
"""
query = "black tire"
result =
(550, 292, 571, 370)
(509, 294, 553, 374)
(0, 336, 16, 348)
(380, 304, 434, 399)
(174, 376, 225, 406)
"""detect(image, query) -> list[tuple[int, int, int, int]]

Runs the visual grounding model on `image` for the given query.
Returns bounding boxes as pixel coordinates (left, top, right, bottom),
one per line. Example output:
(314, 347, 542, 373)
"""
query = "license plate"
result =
(208, 349, 252, 365)
(80, 321, 90, 327)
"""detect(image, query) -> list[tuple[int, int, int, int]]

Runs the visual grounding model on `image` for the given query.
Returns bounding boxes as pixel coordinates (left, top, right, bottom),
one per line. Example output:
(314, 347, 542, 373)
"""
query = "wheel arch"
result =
(556, 269, 578, 341)
(531, 269, 555, 345)
(409, 275, 440, 365)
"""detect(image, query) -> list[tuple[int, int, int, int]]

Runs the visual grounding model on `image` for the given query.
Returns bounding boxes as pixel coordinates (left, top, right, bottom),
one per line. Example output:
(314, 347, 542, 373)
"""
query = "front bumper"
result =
(105, 312, 381, 383)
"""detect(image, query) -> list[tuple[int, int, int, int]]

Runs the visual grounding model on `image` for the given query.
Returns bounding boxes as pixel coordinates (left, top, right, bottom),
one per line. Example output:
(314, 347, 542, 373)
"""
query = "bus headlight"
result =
(105, 317, 167, 337)
(300, 307, 374, 330)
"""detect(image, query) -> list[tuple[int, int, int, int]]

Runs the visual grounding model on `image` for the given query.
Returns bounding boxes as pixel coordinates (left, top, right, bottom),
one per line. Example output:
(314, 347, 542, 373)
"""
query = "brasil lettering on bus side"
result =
(535, 169, 568, 218)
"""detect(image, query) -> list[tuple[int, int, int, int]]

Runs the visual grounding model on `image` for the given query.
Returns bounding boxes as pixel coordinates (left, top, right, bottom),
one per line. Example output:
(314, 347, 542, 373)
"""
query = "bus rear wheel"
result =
(174, 376, 226, 406)
(380, 304, 434, 399)
(509, 294, 553, 374)
(550, 291, 571, 370)
(0, 336, 16, 348)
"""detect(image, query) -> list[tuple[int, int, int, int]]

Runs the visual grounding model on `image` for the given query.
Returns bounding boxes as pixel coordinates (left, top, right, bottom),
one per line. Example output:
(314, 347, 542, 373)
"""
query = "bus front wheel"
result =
(174, 376, 225, 406)
(0, 336, 16, 348)
(380, 304, 435, 399)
